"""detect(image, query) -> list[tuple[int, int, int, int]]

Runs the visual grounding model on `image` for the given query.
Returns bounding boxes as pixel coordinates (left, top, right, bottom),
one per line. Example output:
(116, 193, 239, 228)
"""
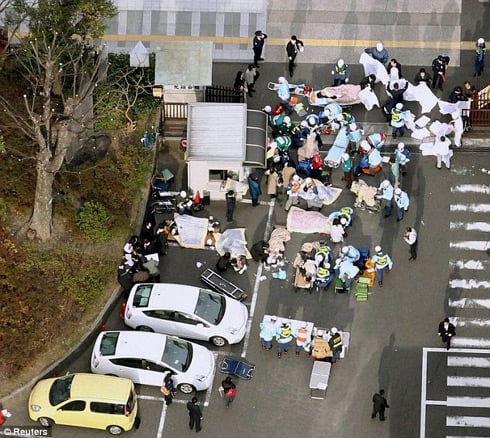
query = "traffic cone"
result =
(194, 191, 201, 204)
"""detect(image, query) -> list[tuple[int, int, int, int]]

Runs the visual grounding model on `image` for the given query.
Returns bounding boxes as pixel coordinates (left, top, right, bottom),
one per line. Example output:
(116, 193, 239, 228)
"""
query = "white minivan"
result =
(124, 283, 248, 347)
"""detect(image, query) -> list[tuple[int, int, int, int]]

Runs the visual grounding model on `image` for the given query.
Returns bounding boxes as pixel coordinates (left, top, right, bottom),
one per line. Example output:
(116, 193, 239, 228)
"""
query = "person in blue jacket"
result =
(364, 42, 389, 65)
(248, 172, 262, 207)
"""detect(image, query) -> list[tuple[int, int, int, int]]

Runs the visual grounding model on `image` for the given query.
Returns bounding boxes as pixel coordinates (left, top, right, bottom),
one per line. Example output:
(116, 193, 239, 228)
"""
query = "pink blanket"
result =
(286, 207, 331, 234)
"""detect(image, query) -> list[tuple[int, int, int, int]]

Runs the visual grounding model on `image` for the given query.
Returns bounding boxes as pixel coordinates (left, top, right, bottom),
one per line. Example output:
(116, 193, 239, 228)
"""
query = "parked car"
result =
(28, 373, 138, 435)
(124, 283, 248, 347)
(91, 330, 215, 393)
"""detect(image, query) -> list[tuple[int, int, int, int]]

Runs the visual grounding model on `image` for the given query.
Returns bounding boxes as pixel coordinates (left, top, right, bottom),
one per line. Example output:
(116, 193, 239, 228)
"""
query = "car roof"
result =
(109, 331, 169, 360)
(70, 373, 132, 401)
(143, 283, 209, 313)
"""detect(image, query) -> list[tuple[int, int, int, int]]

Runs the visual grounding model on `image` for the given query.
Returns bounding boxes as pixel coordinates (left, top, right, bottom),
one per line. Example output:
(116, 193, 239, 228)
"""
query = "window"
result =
(144, 309, 175, 320)
(133, 285, 153, 307)
(209, 169, 238, 181)
(49, 374, 74, 406)
(194, 290, 225, 325)
(60, 400, 85, 411)
(90, 402, 125, 415)
(144, 360, 167, 373)
(110, 358, 145, 369)
(163, 338, 192, 372)
(175, 312, 200, 325)
(100, 332, 119, 356)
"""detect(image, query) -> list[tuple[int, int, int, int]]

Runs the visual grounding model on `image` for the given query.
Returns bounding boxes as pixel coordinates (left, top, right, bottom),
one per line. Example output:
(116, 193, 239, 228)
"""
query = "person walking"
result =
(259, 315, 277, 350)
(394, 188, 409, 222)
(160, 372, 176, 406)
(438, 317, 456, 350)
(371, 246, 393, 287)
(474, 38, 486, 76)
(186, 397, 203, 432)
(226, 190, 236, 222)
(221, 377, 237, 407)
(286, 35, 304, 77)
(403, 227, 418, 261)
(434, 135, 452, 170)
(252, 30, 267, 66)
(372, 389, 389, 421)
(248, 172, 262, 207)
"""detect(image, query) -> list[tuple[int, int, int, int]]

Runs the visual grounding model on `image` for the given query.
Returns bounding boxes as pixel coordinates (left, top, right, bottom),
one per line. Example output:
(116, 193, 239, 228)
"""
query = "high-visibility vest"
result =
(316, 266, 330, 279)
(296, 327, 308, 343)
(335, 65, 346, 75)
(280, 325, 291, 338)
(329, 333, 343, 354)
(391, 110, 402, 122)
(376, 254, 388, 268)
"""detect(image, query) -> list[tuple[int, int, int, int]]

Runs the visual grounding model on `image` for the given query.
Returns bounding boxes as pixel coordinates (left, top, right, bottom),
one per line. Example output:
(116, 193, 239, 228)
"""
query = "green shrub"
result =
(76, 200, 111, 241)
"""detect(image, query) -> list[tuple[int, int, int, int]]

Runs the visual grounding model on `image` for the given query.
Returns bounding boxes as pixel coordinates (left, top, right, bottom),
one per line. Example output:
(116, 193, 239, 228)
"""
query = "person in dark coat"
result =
(216, 252, 231, 273)
(372, 389, 389, 421)
(226, 190, 236, 222)
(360, 74, 376, 90)
(438, 318, 456, 350)
(414, 68, 432, 87)
(248, 172, 262, 207)
(431, 55, 450, 91)
(252, 30, 267, 66)
(221, 376, 237, 407)
(161, 372, 176, 406)
(186, 397, 202, 432)
(286, 35, 304, 77)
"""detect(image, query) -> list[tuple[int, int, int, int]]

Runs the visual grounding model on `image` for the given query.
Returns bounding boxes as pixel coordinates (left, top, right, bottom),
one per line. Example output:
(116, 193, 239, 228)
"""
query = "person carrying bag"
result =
(221, 376, 237, 407)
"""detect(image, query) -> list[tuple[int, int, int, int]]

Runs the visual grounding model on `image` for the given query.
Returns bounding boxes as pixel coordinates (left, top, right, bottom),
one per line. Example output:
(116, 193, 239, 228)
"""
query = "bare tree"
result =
(0, 0, 117, 241)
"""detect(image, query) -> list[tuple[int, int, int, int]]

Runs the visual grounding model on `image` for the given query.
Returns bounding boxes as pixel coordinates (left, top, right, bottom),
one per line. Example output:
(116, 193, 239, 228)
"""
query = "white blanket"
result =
(438, 99, 471, 115)
(359, 52, 389, 85)
(404, 83, 438, 114)
(358, 87, 380, 111)
(215, 229, 252, 259)
(174, 215, 209, 249)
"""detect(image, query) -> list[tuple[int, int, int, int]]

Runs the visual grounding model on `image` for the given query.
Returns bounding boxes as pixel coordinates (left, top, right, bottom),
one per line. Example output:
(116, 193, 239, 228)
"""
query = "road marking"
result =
(420, 348, 429, 438)
(450, 204, 490, 213)
(450, 222, 490, 232)
(448, 356, 490, 368)
(241, 199, 275, 358)
(447, 376, 490, 387)
(450, 184, 490, 194)
(156, 401, 168, 438)
(446, 416, 490, 428)
(448, 279, 490, 289)
(449, 298, 490, 309)
(449, 260, 489, 270)
(449, 241, 489, 251)
(450, 317, 490, 327)
(203, 351, 219, 406)
(450, 337, 490, 348)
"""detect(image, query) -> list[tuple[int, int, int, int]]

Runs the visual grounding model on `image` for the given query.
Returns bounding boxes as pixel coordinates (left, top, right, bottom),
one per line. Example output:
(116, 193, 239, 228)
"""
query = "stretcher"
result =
(220, 356, 255, 380)
(324, 127, 349, 168)
(294, 268, 314, 293)
(200, 268, 247, 301)
(350, 179, 381, 212)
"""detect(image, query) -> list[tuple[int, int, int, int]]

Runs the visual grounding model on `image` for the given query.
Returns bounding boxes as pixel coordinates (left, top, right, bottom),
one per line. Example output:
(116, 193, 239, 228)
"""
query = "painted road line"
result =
(241, 199, 275, 359)
(449, 298, 490, 309)
(449, 241, 489, 251)
(450, 222, 490, 232)
(156, 401, 168, 438)
(447, 376, 490, 387)
(448, 356, 490, 368)
(449, 260, 490, 270)
(450, 184, 490, 194)
(446, 416, 490, 428)
(450, 317, 490, 327)
(450, 337, 490, 348)
(420, 348, 429, 438)
(450, 204, 490, 213)
(444, 397, 490, 408)
(448, 279, 490, 289)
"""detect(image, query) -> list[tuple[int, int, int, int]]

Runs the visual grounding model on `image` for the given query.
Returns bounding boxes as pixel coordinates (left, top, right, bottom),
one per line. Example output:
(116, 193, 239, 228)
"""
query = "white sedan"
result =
(124, 283, 248, 347)
(91, 331, 215, 393)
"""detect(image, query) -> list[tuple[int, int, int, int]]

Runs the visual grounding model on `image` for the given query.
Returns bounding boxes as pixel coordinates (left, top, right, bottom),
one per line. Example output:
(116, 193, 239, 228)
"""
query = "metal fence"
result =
(469, 85, 490, 127)
(204, 85, 244, 103)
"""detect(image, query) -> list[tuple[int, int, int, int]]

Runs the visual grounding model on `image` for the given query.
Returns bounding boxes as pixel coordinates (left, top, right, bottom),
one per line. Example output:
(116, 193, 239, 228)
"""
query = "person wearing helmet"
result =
(431, 54, 450, 91)
(331, 58, 351, 86)
(291, 120, 310, 148)
(310, 329, 333, 362)
(475, 37, 486, 77)
(394, 188, 409, 221)
(395, 142, 411, 175)
(320, 102, 342, 123)
(390, 102, 406, 138)
(340, 152, 353, 189)
(285, 173, 303, 210)
(294, 322, 310, 356)
(276, 76, 294, 114)
(364, 41, 389, 65)
(328, 327, 343, 362)
(286, 35, 304, 77)
(347, 122, 364, 153)
(376, 179, 394, 218)
(366, 132, 386, 150)
(315, 260, 334, 290)
(371, 246, 393, 287)
(263, 105, 272, 114)
(341, 245, 360, 263)
(276, 321, 293, 358)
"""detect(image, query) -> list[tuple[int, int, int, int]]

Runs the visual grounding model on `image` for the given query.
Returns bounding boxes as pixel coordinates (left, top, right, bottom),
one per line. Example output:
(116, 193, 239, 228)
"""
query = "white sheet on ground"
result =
(411, 127, 431, 140)
(419, 141, 437, 156)
(438, 99, 471, 115)
(215, 228, 252, 259)
(404, 83, 438, 114)
(173, 214, 209, 249)
(416, 115, 431, 128)
(360, 52, 389, 85)
(358, 87, 380, 111)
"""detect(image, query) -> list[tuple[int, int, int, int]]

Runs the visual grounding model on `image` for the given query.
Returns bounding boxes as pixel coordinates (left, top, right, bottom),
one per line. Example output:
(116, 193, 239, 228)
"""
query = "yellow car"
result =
(28, 373, 138, 435)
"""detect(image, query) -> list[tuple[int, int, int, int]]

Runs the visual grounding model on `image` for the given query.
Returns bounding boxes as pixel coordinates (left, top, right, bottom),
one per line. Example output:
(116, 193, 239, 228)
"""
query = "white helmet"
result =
(478, 38, 485, 45)
(341, 153, 350, 161)
(323, 108, 331, 117)
(330, 327, 338, 335)
(273, 154, 281, 163)
(380, 180, 390, 189)
(360, 140, 370, 151)
(336, 114, 344, 121)
(395, 103, 404, 110)
(397, 143, 405, 151)
(317, 329, 324, 337)
(278, 76, 286, 83)
(376, 42, 384, 52)
(308, 116, 317, 126)
(324, 263, 331, 269)
(340, 217, 347, 225)
(341, 246, 348, 254)
(305, 177, 312, 185)
(300, 120, 308, 128)
(283, 116, 291, 125)
(337, 59, 345, 68)
(180, 191, 187, 198)
(375, 245, 382, 253)
(349, 122, 357, 130)
(395, 188, 402, 195)
(264, 105, 272, 113)
(293, 174, 301, 182)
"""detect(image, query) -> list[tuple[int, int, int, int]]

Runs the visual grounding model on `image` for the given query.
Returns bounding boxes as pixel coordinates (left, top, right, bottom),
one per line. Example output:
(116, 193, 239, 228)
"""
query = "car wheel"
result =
(178, 383, 195, 394)
(136, 325, 154, 332)
(107, 425, 124, 435)
(38, 417, 54, 427)
(210, 336, 227, 347)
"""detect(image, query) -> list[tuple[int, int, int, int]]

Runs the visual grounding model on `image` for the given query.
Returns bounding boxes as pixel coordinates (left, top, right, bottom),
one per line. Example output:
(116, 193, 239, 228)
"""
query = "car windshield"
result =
(194, 289, 225, 325)
(162, 337, 192, 372)
(100, 332, 119, 356)
(133, 284, 152, 307)
(49, 374, 74, 406)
